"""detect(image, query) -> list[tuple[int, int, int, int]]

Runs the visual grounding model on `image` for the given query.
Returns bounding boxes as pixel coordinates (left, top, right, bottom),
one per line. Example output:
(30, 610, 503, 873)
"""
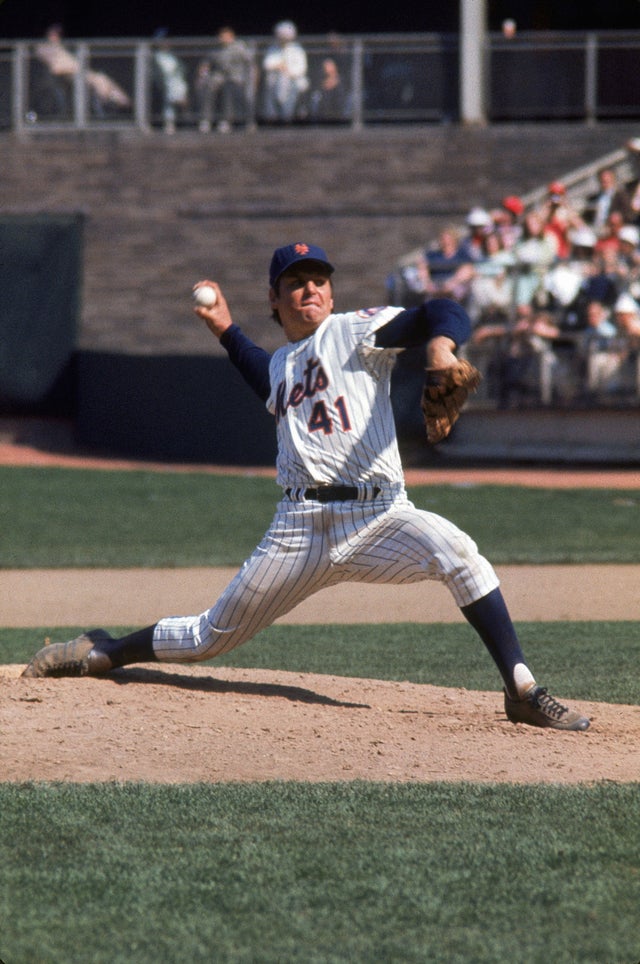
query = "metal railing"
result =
(487, 30, 640, 123)
(3, 30, 640, 134)
(465, 335, 640, 410)
(0, 34, 457, 134)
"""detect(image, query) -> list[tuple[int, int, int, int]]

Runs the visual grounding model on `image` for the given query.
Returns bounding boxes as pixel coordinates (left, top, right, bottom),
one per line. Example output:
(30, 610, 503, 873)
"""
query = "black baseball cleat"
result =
(21, 629, 115, 678)
(504, 686, 590, 731)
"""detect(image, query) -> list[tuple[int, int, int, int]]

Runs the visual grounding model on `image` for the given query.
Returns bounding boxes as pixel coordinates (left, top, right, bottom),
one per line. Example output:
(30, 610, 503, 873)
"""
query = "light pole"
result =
(460, 0, 487, 124)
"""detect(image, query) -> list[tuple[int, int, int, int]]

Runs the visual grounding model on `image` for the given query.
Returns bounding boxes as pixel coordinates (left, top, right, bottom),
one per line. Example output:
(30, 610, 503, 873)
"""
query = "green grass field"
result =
(1, 466, 638, 962)
(1, 782, 638, 963)
(1, 466, 639, 565)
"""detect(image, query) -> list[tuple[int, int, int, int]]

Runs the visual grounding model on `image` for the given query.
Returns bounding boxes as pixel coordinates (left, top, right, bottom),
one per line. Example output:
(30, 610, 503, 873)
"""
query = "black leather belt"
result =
(285, 485, 381, 503)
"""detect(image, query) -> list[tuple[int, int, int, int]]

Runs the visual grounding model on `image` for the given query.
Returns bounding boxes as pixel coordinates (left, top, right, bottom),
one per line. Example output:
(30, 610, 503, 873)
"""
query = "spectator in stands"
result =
(556, 227, 621, 333)
(593, 211, 625, 258)
(581, 299, 617, 348)
(309, 57, 349, 122)
(491, 195, 524, 250)
(152, 29, 189, 133)
(538, 181, 585, 260)
(586, 246, 626, 309)
(581, 298, 625, 399)
(459, 207, 493, 263)
(322, 31, 352, 110)
(610, 295, 640, 398)
(544, 262, 590, 328)
(466, 232, 517, 402)
(511, 210, 558, 308)
(467, 229, 516, 325)
(616, 224, 640, 295)
(585, 167, 634, 234)
(34, 23, 130, 119)
(34, 24, 77, 116)
(567, 225, 598, 256)
(195, 26, 254, 133)
(627, 178, 640, 226)
(417, 226, 476, 305)
(618, 223, 640, 253)
(564, 226, 599, 299)
(261, 21, 309, 122)
(613, 292, 640, 347)
(494, 304, 562, 409)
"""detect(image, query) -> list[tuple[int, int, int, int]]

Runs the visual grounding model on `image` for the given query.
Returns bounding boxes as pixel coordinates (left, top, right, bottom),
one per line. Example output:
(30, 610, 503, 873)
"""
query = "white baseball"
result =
(193, 284, 218, 307)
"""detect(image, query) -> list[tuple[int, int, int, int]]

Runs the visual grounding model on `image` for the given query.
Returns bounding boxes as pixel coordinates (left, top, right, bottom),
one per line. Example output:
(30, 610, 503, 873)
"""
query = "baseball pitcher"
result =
(23, 242, 589, 730)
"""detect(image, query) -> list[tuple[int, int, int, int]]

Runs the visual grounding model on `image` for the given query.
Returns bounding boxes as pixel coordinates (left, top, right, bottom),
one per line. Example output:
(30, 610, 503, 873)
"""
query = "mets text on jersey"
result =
(273, 356, 329, 422)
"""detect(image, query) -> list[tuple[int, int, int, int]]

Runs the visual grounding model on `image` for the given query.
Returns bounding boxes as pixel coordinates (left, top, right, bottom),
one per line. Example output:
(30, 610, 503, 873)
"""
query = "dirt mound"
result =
(2, 664, 638, 785)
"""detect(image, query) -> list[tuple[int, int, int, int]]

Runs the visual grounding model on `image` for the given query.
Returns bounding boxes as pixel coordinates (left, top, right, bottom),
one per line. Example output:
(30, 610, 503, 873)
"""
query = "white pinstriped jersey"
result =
(266, 307, 405, 488)
(152, 304, 500, 663)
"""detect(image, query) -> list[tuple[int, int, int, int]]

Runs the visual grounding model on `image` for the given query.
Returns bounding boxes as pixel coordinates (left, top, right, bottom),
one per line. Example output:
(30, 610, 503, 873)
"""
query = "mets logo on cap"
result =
(269, 242, 335, 286)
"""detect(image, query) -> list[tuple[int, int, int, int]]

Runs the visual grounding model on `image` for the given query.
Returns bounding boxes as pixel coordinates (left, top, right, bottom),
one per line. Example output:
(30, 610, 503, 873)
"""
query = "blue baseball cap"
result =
(269, 243, 334, 287)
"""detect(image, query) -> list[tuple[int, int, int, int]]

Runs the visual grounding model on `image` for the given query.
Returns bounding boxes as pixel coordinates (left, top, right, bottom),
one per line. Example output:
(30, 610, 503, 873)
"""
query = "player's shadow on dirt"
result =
(109, 666, 370, 709)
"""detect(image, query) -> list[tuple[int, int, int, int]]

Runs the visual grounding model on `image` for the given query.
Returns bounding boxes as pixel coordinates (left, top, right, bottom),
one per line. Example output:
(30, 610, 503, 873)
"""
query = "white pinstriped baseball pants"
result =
(153, 490, 499, 662)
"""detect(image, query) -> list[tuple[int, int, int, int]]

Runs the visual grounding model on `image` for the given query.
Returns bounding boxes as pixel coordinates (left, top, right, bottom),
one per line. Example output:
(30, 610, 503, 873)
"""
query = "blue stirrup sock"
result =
(99, 625, 157, 668)
(460, 587, 535, 699)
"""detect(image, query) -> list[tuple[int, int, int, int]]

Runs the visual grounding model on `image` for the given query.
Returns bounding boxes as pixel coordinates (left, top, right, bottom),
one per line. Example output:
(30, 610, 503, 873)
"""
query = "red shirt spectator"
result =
(594, 211, 624, 257)
(491, 196, 524, 250)
(539, 181, 585, 260)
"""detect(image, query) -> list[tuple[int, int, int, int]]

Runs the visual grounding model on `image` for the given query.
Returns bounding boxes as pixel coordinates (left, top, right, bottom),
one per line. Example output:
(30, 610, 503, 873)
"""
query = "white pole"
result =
(460, 0, 487, 125)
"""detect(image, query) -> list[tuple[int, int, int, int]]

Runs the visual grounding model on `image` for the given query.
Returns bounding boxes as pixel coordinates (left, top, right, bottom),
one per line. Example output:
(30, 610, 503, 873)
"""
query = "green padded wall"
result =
(0, 214, 83, 408)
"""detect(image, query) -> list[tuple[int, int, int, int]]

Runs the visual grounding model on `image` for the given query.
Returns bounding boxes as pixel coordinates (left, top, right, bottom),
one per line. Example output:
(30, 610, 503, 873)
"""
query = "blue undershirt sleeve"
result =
(219, 324, 271, 402)
(374, 298, 471, 349)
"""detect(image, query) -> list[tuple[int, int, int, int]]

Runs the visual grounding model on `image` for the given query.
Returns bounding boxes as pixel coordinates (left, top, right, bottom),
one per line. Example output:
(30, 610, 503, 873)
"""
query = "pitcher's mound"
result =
(2, 665, 638, 784)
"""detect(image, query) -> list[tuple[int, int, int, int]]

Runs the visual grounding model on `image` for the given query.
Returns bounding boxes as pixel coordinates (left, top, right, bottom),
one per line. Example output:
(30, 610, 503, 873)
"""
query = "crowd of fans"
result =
(32, 22, 351, 132)
(389, 165, 640, 408)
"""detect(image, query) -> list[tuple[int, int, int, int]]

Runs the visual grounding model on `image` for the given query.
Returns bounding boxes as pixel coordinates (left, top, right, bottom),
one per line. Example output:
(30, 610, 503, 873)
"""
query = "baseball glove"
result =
(421, 359, 482, 444)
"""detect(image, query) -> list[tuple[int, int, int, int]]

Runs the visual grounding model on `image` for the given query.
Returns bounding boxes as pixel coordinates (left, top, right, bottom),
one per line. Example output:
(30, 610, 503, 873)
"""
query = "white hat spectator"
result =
(568, 227, 597, 248)
(466, 207, 492, 228)
(614, 293, 640, 314)
(544, 265, 583, 306)
(274, 20, 297, 41)
(618, 225, 640, 247)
